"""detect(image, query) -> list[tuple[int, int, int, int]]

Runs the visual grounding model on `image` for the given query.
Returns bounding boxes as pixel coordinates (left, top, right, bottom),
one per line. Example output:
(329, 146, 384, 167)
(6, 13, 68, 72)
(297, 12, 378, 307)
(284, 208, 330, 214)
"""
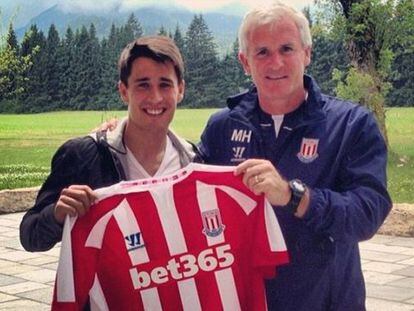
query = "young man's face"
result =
(119, 57, 184, 133)
(239, 17, 311, 114)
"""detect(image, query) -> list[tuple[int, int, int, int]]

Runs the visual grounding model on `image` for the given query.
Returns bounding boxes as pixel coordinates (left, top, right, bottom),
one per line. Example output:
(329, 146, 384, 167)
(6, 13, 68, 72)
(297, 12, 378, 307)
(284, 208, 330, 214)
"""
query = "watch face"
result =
(293, 180, 305, 192)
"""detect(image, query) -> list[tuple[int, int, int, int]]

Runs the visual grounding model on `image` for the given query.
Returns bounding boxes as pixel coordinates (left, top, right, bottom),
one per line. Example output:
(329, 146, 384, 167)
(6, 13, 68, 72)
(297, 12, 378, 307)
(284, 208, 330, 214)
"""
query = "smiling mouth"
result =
(266, 75, 287, 80)
(144, 108, 165, 116)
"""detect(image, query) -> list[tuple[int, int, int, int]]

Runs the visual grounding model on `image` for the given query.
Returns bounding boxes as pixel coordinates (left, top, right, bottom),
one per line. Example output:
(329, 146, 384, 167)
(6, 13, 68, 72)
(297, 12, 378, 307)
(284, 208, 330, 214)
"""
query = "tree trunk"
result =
(338, 0, 389, 145)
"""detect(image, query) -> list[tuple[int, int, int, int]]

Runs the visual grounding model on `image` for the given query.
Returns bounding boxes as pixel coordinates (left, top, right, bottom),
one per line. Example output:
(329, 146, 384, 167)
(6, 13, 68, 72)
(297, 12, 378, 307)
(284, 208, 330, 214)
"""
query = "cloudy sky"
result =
(1, 0, 314, 28)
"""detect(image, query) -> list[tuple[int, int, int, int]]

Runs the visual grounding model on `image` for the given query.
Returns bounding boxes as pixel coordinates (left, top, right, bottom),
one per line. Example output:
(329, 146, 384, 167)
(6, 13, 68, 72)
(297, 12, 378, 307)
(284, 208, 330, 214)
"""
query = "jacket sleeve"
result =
(198, 109, 228, 163)
(20, 139, 89, 252)
(303, 110, 392, 242)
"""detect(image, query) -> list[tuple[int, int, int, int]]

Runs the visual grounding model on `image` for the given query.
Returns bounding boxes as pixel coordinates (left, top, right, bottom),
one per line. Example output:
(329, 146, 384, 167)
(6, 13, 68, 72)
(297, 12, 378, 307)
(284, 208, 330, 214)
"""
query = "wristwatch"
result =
(284, 179, 306, 214)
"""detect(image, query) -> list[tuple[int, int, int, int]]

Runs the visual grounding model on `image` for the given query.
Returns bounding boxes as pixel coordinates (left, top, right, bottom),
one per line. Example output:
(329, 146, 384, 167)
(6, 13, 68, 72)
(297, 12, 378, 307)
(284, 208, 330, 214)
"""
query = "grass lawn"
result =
(0, 108, 413, 203)
(385, 107, 414, 203)
(0, 109, 216, 189)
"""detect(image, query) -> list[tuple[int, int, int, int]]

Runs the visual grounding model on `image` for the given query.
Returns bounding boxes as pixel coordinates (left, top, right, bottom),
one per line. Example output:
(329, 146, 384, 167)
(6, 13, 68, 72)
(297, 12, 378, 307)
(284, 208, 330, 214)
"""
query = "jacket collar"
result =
(226, 75, 326, 129)
(91, 117, 197, 167)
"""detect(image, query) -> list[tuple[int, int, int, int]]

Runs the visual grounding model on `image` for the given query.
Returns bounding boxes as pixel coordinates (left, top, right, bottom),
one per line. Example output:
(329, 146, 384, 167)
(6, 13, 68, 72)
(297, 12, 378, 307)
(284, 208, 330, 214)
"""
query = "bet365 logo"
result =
(129, 244, 234, 289)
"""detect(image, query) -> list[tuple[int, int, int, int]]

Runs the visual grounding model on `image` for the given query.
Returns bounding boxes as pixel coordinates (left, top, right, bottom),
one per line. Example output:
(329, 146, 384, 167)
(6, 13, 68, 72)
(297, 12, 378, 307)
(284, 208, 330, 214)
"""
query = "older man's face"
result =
(239, 18, 311, 114)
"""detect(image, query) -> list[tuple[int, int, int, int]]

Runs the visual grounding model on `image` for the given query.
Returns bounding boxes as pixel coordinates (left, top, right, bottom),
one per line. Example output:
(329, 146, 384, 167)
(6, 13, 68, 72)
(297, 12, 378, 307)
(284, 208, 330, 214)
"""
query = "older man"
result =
(200, 2, 392, 310)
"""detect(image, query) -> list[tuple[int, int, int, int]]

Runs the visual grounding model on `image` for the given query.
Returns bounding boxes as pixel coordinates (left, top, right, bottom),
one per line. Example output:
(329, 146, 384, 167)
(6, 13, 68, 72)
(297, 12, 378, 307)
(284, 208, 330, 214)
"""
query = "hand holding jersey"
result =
(235, 159, 290, 205)
(54, 185, 97, 224)
(235, 159, 309, 218)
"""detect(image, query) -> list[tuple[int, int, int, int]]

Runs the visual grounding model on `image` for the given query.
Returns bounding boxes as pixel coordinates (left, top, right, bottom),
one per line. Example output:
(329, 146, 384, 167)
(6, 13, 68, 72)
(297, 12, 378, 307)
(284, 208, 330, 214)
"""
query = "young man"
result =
(20, 36, 199, 252)
(200, 2, 392, 310)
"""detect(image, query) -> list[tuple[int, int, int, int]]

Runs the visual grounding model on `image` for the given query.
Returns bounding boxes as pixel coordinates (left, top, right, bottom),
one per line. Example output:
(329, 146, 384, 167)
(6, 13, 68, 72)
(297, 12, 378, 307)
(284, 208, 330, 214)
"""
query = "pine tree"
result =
(173, 24, 185, 55)
(387, 47, 414, 106)
(386, 0, 414, 106)
(6, 23, 19, 53)
(20, 25, 43, 57)
(19, 25, 47, 112)
(59, 26, 77, 109)
(0, 24, 31, 112)
(158, 26, 168, 36)
(72, 26, 91, 109)
(0, 23, 20, 111)
(126, 13, 144, 39)
(307, 32, 349, 96)
(183, 14, 220, 107)
(44, 24, 61, 109)
(218, 39, 251, 103)
(99, 23, 123, 110)
(118, 13, 144, 50)
(84, 23, 103, 109)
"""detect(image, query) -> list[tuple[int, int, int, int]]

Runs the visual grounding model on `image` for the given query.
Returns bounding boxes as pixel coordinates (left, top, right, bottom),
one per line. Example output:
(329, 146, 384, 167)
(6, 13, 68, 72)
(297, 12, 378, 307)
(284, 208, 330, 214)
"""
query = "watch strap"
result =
(284, 179, 306, 214)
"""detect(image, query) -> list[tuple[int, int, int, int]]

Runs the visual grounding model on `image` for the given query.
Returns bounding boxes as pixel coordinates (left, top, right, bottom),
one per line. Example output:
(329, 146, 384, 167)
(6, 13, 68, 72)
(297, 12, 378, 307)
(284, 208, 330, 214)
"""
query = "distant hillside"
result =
(16, 5, 242, 54)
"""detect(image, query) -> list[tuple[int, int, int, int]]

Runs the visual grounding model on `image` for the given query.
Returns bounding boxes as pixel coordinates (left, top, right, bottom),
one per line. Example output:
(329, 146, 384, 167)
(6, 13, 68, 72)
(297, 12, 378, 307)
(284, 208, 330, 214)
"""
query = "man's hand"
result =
(91, 117, 119, 133)
(54, 185, 97, 224)
(234, 159, 291, 206)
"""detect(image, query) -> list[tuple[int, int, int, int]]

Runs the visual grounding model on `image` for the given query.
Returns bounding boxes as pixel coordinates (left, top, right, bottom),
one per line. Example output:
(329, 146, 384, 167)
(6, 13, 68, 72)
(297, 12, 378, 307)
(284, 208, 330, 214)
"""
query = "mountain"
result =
(15, 5, 242, 54)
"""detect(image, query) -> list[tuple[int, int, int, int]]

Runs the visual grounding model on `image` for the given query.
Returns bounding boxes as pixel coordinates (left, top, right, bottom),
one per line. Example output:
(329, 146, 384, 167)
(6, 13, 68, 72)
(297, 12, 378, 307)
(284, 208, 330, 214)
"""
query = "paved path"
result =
(0, 212, 413, 310)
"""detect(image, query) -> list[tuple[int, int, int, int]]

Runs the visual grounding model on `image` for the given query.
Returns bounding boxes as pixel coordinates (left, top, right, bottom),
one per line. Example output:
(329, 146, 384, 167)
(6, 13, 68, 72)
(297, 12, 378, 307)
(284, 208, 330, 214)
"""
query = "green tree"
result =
(387, 0, 414, 106)
(44, 24, 61, 109)
(0, 43, 32, 112)
(19, 25, 47, 112)
(0, 22, 26, 111)
(118, 13, 144, 50)
(99, 23, 123, 110)
(84, 23, 103, 109)
(59, 26, 77, 109)
(6, 22, 18, 53)
(307, 31, 349, 96)
(158, 25, 168, 36)
(71, 26, 90, 109)
(183, 14, 220, 107)
(218, 38, 251, 100)
(70, 24, 104, 109)
(387, 47, 414, 106)
(173, 24, 185, 53)
(126, 13, 144, 39)
(322, 0, 413, 144)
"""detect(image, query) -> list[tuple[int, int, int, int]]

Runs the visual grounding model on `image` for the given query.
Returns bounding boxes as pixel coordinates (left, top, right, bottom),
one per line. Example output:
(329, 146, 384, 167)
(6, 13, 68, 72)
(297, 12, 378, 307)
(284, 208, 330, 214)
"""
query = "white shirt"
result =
(271, 92, 308, 138)
(271, 115, 284, 138)
(119, 136, 181, 180)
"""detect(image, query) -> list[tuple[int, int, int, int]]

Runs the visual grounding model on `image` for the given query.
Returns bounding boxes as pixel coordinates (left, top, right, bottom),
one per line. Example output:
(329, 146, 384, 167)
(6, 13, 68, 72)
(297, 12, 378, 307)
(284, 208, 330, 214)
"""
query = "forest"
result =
(0, 0, 413, 114)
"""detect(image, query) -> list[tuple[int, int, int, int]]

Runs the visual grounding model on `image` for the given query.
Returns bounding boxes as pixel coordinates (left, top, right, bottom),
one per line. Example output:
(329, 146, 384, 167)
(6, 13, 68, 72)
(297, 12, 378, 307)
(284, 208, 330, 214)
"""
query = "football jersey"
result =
(52, 163, 289, 311)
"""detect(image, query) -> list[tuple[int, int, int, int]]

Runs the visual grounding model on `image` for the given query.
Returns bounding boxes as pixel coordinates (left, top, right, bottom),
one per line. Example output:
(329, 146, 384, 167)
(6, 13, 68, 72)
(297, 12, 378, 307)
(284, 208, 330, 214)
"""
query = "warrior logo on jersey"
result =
(202, 209, 225, 237)
(297, 138, 319, 163)
(125, 232, 145, 251)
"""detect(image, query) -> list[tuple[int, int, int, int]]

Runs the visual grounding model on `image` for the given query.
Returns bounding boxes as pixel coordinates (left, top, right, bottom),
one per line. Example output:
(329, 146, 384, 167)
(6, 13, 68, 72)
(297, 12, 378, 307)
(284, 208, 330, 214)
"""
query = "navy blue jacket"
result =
(199, 75, 392, 311)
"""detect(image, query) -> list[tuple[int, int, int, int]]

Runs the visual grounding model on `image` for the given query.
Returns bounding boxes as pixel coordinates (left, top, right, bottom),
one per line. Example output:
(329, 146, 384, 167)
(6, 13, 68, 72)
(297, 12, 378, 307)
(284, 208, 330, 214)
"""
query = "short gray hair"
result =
(238, 1, 312, 54)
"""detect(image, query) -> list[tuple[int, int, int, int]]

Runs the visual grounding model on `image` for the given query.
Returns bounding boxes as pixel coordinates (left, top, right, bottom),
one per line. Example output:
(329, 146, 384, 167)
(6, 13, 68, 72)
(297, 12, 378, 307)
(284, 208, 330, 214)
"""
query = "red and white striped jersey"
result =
(53, 163, 289, 311)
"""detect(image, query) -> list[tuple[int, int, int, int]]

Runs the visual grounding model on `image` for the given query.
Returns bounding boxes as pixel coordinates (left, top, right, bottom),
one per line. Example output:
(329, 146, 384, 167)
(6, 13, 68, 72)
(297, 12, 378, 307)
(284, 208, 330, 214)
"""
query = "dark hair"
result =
(118, 35, 184, 86)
